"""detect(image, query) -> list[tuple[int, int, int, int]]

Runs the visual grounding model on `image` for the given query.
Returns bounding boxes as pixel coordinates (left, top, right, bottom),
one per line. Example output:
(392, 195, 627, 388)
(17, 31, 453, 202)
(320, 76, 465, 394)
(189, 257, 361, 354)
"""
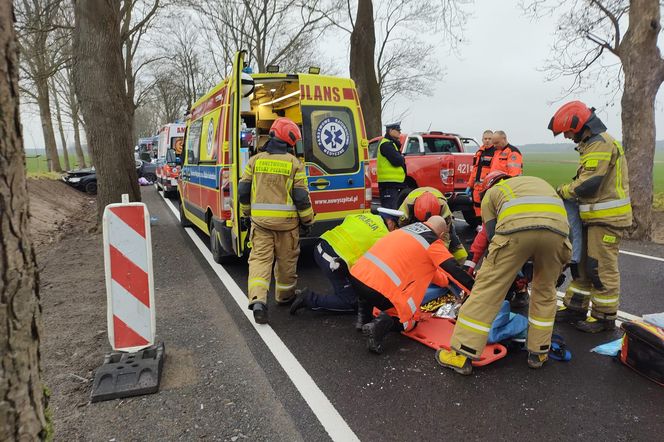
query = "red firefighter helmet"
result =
(414, 192, 441, 222)
(483, 171, 510, 192)
(270, 117, 302, 147)
(548, 101, 593, 136)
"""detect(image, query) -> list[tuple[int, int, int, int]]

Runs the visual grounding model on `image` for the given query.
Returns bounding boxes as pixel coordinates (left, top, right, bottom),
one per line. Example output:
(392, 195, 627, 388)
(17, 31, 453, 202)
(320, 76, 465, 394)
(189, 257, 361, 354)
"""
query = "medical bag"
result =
(619, 320, 664, 387)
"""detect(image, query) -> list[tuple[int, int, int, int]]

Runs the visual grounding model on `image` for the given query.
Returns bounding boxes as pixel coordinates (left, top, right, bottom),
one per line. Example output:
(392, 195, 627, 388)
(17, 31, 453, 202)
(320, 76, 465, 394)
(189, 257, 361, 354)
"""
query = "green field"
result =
(25, 154, 89, 175)
(523, 151, 664, 193)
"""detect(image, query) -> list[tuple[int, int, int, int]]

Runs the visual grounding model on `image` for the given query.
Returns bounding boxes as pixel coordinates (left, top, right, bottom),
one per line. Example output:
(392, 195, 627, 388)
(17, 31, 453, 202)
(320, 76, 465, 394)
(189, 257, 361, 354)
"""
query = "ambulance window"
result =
(301, 106, 358, 174)
(186, 119, 202, 164)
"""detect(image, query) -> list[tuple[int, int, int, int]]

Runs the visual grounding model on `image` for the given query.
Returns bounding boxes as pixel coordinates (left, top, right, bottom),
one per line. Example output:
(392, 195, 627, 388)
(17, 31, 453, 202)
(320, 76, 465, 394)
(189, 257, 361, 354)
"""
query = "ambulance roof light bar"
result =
(266, 65, 280, 73)
(308, 66, 320, 74)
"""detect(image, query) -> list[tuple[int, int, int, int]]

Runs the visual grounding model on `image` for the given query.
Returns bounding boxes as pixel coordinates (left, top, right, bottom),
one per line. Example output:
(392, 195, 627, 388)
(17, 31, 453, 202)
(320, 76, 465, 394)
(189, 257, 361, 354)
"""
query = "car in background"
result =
(62, 167, 97, 194)
(137, 160, 157, 182)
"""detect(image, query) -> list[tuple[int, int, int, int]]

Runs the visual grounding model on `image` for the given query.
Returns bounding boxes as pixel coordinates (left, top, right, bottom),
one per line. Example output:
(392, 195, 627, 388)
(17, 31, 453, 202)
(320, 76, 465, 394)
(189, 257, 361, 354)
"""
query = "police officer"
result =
(549, 101, 632, 333)
(466, 130, 495, 219)
(289, 208, 401, 323)
(350, 216, 475, 354)
(397, 187, 468, 264)
(239, 118, 314, 324)
(437, 173, 571, 375)
(377, 122, 406, 209)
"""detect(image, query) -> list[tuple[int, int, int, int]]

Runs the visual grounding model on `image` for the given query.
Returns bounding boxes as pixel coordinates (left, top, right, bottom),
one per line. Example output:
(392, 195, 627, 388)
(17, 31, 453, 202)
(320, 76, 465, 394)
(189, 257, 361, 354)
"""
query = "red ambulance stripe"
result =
(110, 206, 146, 238)
(113, 315, 149, 348)
(110, 245, 150, 308)
(342, 88, 354, 100)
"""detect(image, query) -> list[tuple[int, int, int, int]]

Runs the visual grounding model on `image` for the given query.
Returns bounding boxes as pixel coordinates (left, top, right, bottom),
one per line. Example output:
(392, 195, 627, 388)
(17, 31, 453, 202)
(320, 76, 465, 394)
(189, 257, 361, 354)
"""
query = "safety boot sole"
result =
(575, 319, 616, 333)
(435, 349, 473, 375)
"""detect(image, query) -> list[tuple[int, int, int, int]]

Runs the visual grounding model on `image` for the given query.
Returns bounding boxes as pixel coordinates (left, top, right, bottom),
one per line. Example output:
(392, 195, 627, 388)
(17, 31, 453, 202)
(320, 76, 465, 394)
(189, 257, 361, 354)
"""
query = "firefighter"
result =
(289, 208, 401, 322)
(350, 216, 475, 354)
(489, 130, 523, 177)
(397, 187, 468, 264)
(376, 121, 406, 209)
(466, 130, 495, 218)
(437, 173, 571, 375)
(239, 117, 314, 324)
(549, 101, 632, 333)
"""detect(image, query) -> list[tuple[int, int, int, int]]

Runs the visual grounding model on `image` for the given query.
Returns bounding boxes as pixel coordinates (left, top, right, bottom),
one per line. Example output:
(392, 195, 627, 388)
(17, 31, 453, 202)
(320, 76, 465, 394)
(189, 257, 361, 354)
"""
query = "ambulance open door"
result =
(228, 51, 246, 257)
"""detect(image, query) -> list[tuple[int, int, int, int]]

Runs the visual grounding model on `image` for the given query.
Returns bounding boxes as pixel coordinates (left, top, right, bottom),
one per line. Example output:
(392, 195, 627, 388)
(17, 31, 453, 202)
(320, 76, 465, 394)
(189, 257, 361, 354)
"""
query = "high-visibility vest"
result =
(240, 152, 313, 231)
(376, 138, 406, 183)
(351, 222, 453, 328)
(483, 176, 569, 237)
(397, 186, 452, 221)
(574, 134, 631, 227)
(320, 213, 388, 268)
(468, 145, 496, 188)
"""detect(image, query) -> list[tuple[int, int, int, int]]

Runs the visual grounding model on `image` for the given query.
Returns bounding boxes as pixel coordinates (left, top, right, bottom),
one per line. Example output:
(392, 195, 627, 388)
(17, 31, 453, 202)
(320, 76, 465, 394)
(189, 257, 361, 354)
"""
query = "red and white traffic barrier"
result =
(102, 195, 156, 352)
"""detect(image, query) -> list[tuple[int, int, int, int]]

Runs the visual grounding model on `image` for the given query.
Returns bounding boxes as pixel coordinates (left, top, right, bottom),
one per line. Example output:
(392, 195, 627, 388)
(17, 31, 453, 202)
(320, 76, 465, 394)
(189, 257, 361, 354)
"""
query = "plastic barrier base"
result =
(90, 342, 165, 403)
(403, 313, 507, 367)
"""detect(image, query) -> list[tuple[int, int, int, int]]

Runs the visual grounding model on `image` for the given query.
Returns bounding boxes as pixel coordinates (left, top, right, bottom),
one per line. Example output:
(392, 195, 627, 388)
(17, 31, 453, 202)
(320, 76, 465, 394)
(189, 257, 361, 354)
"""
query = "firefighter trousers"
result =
(451, 230, 571, 359)
(247, 224, 300, 307)
(563, 224, 623, 320)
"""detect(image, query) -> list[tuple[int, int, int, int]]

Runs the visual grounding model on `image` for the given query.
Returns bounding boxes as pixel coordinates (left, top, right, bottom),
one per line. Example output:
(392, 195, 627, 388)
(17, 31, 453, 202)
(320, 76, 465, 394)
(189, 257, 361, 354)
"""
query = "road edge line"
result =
(619, 249, 664, 263)
(159, 193, 359, 442)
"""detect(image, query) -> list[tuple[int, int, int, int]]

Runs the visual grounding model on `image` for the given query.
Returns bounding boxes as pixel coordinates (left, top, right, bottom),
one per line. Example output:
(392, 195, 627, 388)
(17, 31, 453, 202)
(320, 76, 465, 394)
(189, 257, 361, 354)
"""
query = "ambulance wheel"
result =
(179, 202, 192, 227)
(210, 223, 234, 264)
(462, 209, 480, 228)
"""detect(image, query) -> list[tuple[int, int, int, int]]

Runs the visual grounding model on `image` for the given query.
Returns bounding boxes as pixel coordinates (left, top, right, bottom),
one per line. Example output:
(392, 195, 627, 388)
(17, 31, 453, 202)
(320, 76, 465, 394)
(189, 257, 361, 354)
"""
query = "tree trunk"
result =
(68, 68, 87, 168)
(0, 1, 47, 438)
(350, 0, 382, 137)
(73, 0, 140, 221)
(52, 78, 71, 171)
(618, 0, 664, 240)
(36, 76, 62, 172)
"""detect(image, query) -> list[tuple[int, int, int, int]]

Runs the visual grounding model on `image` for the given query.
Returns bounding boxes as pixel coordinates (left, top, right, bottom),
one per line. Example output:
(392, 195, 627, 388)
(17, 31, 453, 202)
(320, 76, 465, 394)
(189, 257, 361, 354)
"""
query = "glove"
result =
(463, 259, 476, 276)
(464, 187, 472, 196)
(240, 217, 252, 231)
(557, 183, 573, 200)
(301, 223, 313, 237)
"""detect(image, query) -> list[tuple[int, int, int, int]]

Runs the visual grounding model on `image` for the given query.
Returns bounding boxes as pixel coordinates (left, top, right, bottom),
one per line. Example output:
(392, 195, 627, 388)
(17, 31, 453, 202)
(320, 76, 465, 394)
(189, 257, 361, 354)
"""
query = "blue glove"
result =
(465, 187, 472, 196)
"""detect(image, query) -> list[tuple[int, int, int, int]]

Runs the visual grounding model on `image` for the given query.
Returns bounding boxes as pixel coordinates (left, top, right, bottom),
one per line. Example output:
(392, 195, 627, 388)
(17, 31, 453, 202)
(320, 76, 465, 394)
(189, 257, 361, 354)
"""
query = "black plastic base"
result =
(90, 342, 165, 403)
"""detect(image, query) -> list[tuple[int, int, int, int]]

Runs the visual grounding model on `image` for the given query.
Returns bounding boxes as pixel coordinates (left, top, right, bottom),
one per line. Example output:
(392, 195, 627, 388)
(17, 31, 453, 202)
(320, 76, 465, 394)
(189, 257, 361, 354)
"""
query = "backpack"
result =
(619, 321, 664, 387)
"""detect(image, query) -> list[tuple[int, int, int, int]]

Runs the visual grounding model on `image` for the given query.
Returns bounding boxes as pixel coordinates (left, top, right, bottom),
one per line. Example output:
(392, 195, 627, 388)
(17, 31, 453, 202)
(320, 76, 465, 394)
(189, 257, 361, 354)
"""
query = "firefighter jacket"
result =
(320, 213, 388, 268)
(467, 145, 496, 188)
(239, 139, 314, 231)
(481, 176, 569, 237)
(351, 222, 474, 327)
(377, 136, 406, 184)
(489, 144, 523, 177)
(397, 187, 467, 263)
(558, 132, 632, 228)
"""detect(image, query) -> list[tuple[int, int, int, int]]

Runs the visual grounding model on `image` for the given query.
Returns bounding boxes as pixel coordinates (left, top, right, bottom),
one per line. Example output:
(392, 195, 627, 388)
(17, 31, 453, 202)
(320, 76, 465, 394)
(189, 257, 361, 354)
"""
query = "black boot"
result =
(289, 288, 310, 315)
(555, 306, 586, 324)
(252, 302, 268, 324)
(575, 317, 616, 333)
(355, 299, 373, 332)
(361, 312, 396, 354)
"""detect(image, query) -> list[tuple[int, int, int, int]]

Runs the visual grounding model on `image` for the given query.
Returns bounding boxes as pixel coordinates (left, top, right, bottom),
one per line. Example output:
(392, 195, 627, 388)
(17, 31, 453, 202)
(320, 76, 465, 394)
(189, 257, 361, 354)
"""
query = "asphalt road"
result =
(150, 188, 664, 441)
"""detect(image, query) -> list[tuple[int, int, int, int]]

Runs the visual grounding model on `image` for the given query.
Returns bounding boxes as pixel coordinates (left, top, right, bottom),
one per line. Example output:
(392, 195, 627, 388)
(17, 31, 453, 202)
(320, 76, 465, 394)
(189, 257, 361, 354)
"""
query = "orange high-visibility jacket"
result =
(467, 144, 497, 216)
(351, 222, 458, 326)
(489, 144, 523, 177)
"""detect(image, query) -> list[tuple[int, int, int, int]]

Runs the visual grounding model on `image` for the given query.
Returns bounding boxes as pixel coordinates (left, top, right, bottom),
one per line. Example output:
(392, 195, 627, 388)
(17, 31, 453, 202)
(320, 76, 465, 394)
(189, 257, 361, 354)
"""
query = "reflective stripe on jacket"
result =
(350, 222, 454, 325)
(567, 133, 632, 227)
(320, 213, 389, 268)
(377, 138, 406, 183)
(467, 145, 496, 188)
(481, 176, 569, 237)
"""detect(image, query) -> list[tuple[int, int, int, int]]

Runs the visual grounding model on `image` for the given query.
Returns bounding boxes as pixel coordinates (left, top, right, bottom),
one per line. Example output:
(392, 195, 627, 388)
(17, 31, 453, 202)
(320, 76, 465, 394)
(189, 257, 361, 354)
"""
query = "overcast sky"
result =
(19, 0, 664, 150)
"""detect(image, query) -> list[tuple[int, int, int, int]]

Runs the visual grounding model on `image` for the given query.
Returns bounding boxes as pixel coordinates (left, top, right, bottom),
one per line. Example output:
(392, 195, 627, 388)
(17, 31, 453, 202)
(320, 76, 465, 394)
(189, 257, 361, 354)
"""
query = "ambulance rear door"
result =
(228, 51, 246, 256)
(299, 75, 369, 227)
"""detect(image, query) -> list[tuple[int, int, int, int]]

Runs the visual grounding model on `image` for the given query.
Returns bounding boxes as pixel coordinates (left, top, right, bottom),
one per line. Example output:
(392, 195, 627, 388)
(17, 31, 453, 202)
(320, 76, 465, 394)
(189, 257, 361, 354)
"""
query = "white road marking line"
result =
(619, 249, 664, 262)
(159, 194, 359, 442)
(556, 291, 640, 324)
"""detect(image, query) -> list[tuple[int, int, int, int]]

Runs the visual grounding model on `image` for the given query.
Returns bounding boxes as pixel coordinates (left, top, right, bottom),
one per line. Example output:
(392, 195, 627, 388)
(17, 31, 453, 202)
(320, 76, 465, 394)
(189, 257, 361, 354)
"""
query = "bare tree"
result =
(0, 0, 47, 438)
(16, 0, 68, 172)
(524, 0, 664, 240)
(54, 64, 87, 168)
(51, 76, 71, 170)
(73, 0, 141, 219)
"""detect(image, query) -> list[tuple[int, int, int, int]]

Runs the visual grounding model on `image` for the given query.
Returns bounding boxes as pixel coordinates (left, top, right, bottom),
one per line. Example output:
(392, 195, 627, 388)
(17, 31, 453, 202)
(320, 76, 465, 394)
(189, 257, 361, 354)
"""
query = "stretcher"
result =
(403, 312, 508, 367)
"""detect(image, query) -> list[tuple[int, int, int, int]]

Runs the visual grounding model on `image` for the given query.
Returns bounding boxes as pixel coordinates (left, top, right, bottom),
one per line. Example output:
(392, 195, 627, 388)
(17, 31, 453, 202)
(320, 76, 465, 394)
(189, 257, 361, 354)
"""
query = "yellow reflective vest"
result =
(566, 132, 632, 227)
(482, 176, 569, 237)
(376, 138, 406, 183)
(320, 213, 388, 268)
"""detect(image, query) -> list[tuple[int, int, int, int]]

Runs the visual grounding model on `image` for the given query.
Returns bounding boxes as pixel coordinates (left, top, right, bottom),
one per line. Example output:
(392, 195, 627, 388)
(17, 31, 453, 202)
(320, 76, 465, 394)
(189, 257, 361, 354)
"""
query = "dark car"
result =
(137, 160, 157, 182)
(62, 167, 97, 194)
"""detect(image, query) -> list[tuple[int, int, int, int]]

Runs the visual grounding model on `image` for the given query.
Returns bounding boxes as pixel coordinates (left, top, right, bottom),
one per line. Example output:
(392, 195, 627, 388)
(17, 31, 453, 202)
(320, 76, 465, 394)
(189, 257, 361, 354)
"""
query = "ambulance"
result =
(155, 122, 186, 196)
(179, 51, 372, 263)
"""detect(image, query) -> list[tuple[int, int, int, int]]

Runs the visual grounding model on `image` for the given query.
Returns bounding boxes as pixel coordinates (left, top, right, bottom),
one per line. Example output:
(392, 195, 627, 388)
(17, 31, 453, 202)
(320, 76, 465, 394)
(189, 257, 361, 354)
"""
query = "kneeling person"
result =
(290, 209, 401, 318)
(350, 216, 475, 354)
(437, 173, 571, 375)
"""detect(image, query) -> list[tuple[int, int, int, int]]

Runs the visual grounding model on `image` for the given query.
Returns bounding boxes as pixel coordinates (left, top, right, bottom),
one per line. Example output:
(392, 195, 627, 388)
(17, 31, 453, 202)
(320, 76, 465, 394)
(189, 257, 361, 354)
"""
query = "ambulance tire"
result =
(462, 209, 480, 228)
(179, 201, 193, 227)
(210, 223, 235, 264)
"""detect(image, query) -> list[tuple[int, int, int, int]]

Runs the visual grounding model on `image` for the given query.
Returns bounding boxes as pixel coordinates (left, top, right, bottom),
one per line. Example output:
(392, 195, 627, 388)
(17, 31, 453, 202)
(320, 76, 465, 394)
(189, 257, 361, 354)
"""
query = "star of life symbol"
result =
(316, 117, 350, 157)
